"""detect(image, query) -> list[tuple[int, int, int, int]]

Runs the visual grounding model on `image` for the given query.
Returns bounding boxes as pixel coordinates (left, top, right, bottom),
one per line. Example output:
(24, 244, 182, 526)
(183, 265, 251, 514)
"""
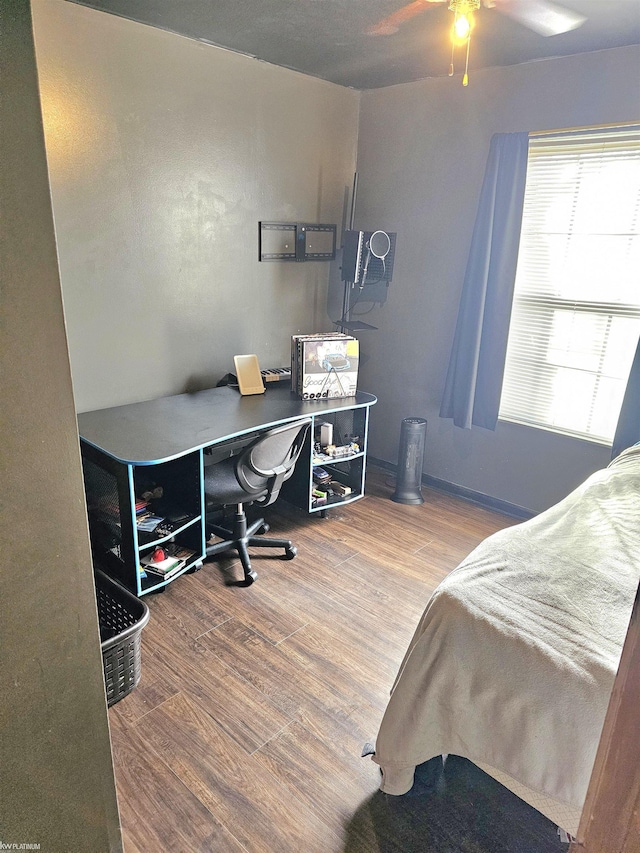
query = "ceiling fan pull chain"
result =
(463, 32, 471, 86)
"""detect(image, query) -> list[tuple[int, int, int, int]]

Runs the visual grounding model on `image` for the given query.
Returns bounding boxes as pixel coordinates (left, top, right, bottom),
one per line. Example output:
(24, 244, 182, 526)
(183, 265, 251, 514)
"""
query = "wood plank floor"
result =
(109, 466, 566, 853)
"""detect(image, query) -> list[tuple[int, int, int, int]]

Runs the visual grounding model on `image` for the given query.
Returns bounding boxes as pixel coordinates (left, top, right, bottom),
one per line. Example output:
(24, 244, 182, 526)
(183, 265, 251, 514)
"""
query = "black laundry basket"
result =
(95, 569, 150, 706)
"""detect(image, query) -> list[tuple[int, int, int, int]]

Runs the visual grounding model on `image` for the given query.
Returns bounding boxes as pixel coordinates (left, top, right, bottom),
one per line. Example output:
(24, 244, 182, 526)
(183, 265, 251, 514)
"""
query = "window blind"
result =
(499, 126, 640, 444)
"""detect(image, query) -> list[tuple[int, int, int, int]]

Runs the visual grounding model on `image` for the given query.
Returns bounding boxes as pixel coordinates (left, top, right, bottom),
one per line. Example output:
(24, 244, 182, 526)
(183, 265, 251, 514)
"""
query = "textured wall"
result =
(355, 46, 640, 513)
(32, 0, 359, 412)
(0, 1, 122, 849)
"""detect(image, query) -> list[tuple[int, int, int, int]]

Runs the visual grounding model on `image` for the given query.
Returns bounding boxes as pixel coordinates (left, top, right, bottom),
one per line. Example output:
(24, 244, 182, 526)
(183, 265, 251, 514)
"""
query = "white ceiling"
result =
(67, 0, 640, 89)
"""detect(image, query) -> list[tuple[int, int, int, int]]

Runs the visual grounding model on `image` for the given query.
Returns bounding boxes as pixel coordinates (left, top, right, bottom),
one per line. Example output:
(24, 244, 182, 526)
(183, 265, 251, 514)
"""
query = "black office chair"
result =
(204, 418, 311, 585)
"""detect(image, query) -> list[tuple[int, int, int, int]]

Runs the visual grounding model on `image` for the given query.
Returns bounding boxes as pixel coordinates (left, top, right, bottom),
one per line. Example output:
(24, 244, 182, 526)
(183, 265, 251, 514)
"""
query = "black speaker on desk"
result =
(391, 417, 427, 505)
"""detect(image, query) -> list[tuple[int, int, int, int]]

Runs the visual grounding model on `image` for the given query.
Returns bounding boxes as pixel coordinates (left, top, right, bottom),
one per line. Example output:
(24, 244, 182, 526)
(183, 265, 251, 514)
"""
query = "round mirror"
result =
(369, 230, 391, 259)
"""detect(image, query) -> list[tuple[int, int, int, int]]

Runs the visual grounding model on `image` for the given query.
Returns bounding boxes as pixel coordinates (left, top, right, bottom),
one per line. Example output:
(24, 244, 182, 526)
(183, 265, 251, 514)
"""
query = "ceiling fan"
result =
(367, 0, 587, 39)
(367, 0, 588, 84)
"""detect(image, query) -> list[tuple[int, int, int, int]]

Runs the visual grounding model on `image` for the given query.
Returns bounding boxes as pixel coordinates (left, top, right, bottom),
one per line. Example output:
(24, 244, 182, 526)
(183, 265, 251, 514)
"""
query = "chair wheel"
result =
(242, 569, 258, 586)
(284, 545, 297, 560)
(257, 522, 270, 535)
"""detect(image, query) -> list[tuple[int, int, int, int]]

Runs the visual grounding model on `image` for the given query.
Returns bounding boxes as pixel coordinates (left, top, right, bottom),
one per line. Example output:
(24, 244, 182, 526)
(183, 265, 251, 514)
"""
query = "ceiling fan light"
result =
(454, 13, 472, 40)
(448, 0, 480, 84)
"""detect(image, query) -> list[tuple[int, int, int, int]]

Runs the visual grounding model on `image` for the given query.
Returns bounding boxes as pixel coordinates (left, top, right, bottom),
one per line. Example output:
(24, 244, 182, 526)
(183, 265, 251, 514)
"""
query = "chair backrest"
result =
(235, 418, 311, 506)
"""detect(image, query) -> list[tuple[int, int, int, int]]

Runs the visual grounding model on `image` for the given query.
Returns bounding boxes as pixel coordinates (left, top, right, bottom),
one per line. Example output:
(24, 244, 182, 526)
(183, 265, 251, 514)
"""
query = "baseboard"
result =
(367, 457, 534, 520)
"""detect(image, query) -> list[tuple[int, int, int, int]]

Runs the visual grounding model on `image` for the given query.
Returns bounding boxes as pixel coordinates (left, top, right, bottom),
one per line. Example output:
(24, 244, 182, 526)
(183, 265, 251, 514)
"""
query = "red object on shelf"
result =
(152, 547, 165, 562)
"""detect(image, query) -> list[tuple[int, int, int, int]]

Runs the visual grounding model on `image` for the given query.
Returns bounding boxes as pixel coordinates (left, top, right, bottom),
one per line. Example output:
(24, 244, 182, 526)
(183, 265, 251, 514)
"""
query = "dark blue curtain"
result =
(612, 337, 640, 459)
(440, 132, 529, 430)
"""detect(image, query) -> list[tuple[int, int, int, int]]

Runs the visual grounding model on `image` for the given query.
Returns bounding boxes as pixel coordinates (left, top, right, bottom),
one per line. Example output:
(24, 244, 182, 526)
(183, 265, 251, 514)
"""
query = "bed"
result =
(372, 444, 640, 838)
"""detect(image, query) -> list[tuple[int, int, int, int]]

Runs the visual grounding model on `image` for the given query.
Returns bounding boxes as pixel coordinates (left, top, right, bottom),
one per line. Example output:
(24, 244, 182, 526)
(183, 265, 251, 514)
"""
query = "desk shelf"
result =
(137, 516, 201, 551)
(282, 404, 370, 515)
(81, 445, 206, 596)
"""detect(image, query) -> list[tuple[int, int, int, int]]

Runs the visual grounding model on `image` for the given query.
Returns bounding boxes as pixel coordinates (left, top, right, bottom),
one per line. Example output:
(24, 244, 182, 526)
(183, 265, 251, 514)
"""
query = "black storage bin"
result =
(95, 569, 150, 706)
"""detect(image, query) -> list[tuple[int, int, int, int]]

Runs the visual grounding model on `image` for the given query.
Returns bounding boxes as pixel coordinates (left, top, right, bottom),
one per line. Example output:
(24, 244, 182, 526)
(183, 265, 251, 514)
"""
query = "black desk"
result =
(78, 386, 376, 595)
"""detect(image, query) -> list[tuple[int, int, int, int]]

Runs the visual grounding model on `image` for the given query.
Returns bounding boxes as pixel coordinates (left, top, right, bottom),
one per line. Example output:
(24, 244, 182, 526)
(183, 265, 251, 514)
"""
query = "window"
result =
(499, 127, 640, 444)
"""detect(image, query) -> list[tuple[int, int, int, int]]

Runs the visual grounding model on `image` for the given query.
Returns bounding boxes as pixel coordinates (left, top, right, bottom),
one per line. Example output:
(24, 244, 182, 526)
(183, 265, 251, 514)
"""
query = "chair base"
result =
(205, 509, 297, 586)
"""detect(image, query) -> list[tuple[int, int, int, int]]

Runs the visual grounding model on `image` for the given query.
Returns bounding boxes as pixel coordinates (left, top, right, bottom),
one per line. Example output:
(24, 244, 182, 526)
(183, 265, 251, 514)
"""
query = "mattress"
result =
(373, 445, 640, 835)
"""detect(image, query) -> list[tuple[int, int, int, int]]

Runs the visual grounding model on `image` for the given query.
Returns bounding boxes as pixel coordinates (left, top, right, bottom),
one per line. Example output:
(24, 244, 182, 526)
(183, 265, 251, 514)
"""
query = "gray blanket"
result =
(374, 445, 640, 819)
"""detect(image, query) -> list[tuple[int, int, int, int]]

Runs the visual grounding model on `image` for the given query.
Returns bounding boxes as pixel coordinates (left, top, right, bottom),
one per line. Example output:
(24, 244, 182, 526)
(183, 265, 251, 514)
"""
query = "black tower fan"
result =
(391, 418, 427, 504)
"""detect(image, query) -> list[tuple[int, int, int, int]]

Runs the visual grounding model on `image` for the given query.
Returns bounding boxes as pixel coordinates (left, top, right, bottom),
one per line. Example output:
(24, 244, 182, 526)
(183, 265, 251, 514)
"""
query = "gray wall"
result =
(1, 1, 122, 850)
(354, 46, 640, 513)
(32, 0, 359, 413)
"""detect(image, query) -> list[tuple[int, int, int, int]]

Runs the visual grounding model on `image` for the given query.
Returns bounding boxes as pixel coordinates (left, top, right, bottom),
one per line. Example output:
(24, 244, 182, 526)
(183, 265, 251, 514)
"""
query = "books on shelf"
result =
(139, 544, 198, 580)
(140, 549, 184, 578)
(291, 333, 359, 400)
(135, 498, 148, 514)
(171, 546, 197, 562)
(136, 514, 164, 533)
(144, 563, 183, 581)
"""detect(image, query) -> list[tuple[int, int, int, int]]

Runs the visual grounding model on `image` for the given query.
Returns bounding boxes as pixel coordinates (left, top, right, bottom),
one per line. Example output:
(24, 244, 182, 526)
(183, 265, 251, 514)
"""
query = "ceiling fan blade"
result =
(367, 0, 444, 36)
(493, 0, 587, 37)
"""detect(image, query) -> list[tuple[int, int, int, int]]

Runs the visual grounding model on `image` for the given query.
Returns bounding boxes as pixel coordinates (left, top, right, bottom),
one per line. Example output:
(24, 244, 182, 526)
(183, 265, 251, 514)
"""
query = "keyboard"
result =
(260, 367, 291, 384)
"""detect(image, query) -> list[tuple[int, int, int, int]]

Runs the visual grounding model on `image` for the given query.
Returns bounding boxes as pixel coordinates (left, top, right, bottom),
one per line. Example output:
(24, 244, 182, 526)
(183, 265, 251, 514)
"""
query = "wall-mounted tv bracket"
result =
(259, 222, 337, 262)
